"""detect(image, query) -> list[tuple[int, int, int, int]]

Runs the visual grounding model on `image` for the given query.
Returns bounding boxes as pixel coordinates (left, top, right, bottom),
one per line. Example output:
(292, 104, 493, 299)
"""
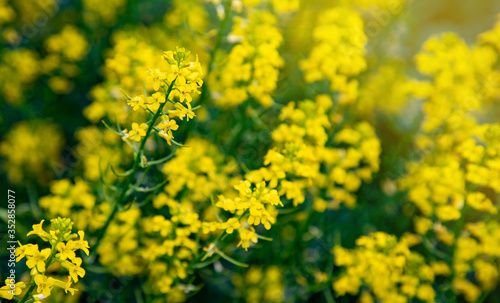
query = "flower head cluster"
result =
(140, 202, 202, 300)
(122, 47, 203, 145)
(148, 47, 203, 100)
(1, 218, 90, 301)
(0, 120, 64, 185)
(39, 178, 95, 217)
(94, 137, 272, 298)
(333, 232, 436, 303)
(232, 266, 284, 303)
(0, 49, 40, 104)
(414, 33, 500, 132)
(161, 138, 240, 204)
(203, 180, 282, 250)
(39, 25, 88, 94)
(96, 208, 142, 276)
(398, 23, 500, 302)
(399, 124, 500, 223)
(211, 11, 283, 107)
(233, 0, 299, 13)
(480, 14, 500, 53)
(37, 178, 112, 233)
(248, 97, 381, 209)
(97, 199, 203, 300)
(83, 31, 164, 124)
(451, 221, 500, 302)
(0, 0, 15, 27)
(300, 7, 367, 104)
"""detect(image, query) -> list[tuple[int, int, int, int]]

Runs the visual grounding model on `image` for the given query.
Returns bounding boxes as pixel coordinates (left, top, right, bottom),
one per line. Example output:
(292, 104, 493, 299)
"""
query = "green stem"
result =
(216, 250, 248, 267)
(18, 283, 36, 303)
(95, 80, 177, 243)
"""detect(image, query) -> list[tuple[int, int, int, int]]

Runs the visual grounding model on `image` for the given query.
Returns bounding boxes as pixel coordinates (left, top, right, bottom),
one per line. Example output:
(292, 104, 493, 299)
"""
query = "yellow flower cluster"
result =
(398, 22, 500, 302)
(0, 49, 40, 104)
(42, 25, 89, 94)
(37, 178, 112, 234)
(0, 0, 15, 27)
(0, 26, 87, 99)
(248, 97, 381, 209)
(83, 30, 166, 124)
(269, 0, 299, 13)
(96, 208, 143, 276)
(211, 11, 283, 107)
(118, 47, 202, 145)
(161, 138, 240, 203)
(96, 193, 201, 300)
(140, 202, 201, 300)
(414, 33, 500, 132)
(235, 0, 299, 13)
(452, 221, 500, 302)
(300, 7, 367, 104)
(94, 138, 257, 299)
(0, 120, 64, 184)
(0, 218, 89, 301)
(82, 0, 210, 126)
(203, 180, 282, 250)
(399, 124, 500, 222)
(232, 266, 284, 303)
(399, 25, 500, 222)
(82, 0, 125, 25)
(39, 179, 95, 217)
(38, 146, 234, 289)
(480, 14, 500, 53)
(333, 232, 436, 303)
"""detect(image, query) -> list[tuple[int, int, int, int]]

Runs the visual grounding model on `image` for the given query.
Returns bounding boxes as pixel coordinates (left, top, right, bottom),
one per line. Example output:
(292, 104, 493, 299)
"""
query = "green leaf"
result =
(217, 250, 248, 267)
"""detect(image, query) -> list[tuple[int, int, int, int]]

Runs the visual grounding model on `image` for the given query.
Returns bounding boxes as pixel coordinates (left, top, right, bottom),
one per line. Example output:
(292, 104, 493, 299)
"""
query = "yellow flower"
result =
(453, 279, 481, 302)
(466, 192, 497, 214)
(237, 227, 258, 251)
(54, 277, 78, 295)
(15, 242, 35, 262)
(127, 96, 145, 111)
(63, 258, 86, 282)
(27, 220, 51, 241)
(0, 280, 25, 299)
(146, 68, 168, 91)
(435, 205, 461, 221)
(157, 115, 179, 145)
(145, 92, 166, 111)
(124, 123, 148, 141)
(73, 231, 90, 256)
(56, 241, 77, 261)
(170, 102, 196, 121)
(26, 247, 51, 272)
(220, 218, 241, 234)
(34, 274, 55, 297)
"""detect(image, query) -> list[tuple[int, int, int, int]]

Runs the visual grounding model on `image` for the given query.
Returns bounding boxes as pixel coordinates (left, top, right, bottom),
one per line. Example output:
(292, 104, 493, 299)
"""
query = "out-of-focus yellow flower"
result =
(0, 120, 64, 184)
